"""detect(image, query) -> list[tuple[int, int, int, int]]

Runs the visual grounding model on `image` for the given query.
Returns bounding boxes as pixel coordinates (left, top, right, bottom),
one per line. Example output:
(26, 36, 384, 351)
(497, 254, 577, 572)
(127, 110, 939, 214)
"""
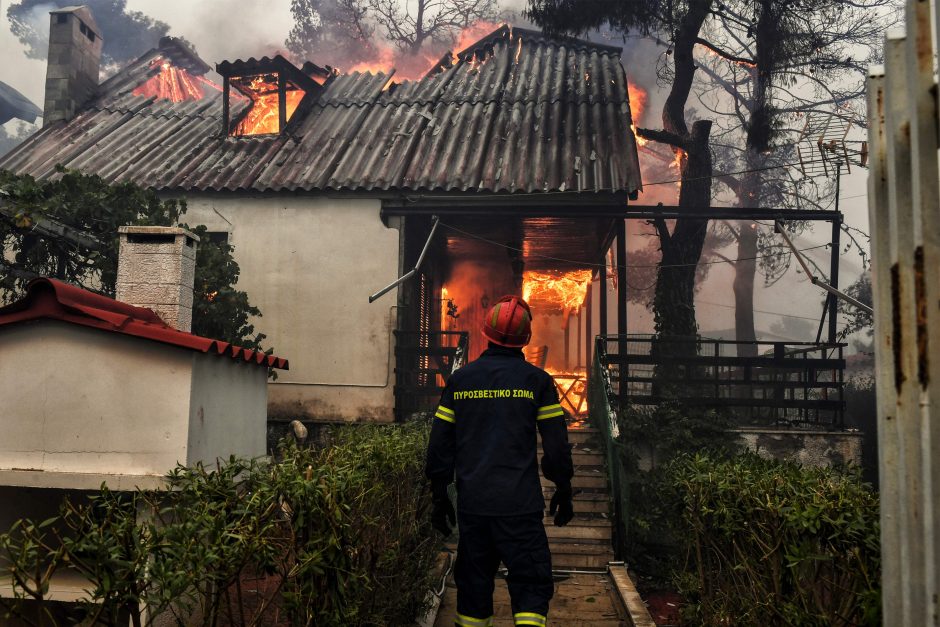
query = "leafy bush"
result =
(0, 168, 267, 351)
(616, 401, 737, 578)
(669, 453, 880, 626)
(0, 422, 437, 627)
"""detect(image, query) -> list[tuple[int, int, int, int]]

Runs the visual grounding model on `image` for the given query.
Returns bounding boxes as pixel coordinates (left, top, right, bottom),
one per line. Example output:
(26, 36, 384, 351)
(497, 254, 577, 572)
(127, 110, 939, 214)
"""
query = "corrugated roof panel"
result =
(0, 26, 642, 196)
(256, 102, 372, 191)
(318, 71, 391, 106)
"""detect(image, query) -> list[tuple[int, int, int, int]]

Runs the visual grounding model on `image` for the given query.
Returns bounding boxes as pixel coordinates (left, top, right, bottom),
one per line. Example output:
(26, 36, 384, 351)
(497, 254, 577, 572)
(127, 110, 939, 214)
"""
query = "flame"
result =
(441, 286, 452, 331)
(342, 21, 514, 85)
(348, 45, 397, 75)
(232, 74, 305, 136)
(455, 21, 503, 52)
(672, 147, 686, 186)
(544, 367, 588, 416)
(627, 82, 648, 147)
(133, 59, 218, 102)
(522, 269, 593, 312)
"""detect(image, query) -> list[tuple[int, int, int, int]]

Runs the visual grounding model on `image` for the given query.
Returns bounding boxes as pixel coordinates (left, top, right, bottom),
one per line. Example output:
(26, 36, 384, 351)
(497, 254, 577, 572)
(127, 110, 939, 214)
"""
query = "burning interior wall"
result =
(437, 256, 593, 416)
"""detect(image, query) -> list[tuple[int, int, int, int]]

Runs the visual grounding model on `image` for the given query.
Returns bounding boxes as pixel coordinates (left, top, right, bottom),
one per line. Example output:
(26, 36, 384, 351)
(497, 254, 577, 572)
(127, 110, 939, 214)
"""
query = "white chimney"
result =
(43, 6, 103, 126)
(116, 226, 199, 332)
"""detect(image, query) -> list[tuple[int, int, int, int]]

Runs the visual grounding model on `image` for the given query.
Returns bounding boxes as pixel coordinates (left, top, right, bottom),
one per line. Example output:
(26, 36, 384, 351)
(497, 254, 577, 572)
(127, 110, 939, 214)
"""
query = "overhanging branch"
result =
(636, 127, 686, 150)
(0, 202, 103, 250)
(694, 38, 755, 67)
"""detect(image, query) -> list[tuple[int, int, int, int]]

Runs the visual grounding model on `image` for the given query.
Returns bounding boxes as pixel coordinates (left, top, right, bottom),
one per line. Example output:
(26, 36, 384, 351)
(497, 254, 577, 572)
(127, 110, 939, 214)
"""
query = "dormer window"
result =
(217, 55, 325, 137)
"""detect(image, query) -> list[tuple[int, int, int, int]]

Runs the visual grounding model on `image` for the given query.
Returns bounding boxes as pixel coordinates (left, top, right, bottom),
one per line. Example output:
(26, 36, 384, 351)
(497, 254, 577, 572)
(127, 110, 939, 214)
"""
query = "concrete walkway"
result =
(433, 572, 628, 627)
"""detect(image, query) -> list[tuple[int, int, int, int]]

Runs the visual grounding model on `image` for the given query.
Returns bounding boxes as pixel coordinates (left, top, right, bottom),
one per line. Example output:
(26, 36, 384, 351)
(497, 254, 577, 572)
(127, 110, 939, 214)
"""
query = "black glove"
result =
(430, 481, 456, 537)
(549, 483, 574, 527)
(431, 496, 456, 537)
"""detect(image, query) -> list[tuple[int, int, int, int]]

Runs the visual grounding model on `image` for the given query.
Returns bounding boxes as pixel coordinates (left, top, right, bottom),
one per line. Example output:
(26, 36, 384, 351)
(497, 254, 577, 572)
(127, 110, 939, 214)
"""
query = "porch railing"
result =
(588, 338, 631, 560)
(588, 333, 849, 560)
(394, 331, 468, 420)
(597, 334, 847, 429)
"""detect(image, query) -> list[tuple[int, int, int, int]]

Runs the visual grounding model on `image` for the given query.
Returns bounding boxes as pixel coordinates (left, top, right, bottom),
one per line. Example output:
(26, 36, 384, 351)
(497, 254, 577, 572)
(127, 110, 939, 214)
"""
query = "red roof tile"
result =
(0, 278, 288, 369)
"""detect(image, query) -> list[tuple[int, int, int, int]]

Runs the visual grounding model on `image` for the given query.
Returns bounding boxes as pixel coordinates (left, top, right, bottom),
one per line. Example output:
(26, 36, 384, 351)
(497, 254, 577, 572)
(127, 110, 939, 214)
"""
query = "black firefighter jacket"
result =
(425, 344, 575, 516)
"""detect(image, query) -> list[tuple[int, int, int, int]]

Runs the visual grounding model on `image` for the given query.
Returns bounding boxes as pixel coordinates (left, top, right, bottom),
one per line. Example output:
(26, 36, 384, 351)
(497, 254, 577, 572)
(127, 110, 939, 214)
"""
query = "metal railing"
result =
(597, 334, 847, 429)
(588, 333, 849, 560)
(394, 331, 468, 419)
(588, 340, 631, 560)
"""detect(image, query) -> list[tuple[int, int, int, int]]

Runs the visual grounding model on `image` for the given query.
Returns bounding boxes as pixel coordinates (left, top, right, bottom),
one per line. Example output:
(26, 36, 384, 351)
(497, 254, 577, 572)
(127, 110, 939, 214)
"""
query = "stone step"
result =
(542, 473, 607, 490)
(546, 520, 612, 542)
(572, 453, 605, 466)
(543, 489, 609, 508)
(566, 428, 599, 445)
(550, 497, 609, 514)
(548, 539, 615, 570)
(538, 448, 605, 467)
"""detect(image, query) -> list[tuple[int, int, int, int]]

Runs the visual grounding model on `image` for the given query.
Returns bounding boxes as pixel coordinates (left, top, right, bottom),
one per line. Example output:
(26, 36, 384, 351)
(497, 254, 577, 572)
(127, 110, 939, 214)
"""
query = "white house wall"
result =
(182, 195, 400, 422)
(0, 321, 193, 478)
(187, 352, 268, 464)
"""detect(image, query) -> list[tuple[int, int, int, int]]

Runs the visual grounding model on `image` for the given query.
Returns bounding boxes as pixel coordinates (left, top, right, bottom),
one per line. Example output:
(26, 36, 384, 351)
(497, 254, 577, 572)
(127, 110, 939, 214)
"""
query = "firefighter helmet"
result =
(483, 295, 532, 347)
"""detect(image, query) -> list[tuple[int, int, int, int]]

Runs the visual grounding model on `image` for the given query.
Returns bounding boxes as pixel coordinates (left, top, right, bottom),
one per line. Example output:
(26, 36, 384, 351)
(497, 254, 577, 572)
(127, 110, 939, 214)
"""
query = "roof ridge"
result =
(456, 25, 624, 59)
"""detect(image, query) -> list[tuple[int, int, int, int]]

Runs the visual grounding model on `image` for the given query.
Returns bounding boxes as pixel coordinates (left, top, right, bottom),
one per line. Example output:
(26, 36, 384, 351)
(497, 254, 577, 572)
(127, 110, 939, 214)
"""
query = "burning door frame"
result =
(386, 204, 625, 422)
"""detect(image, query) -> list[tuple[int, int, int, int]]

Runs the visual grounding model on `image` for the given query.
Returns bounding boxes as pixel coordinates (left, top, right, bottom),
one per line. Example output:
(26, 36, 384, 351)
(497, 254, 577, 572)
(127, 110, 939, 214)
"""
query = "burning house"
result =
(0, 6, 642, 423)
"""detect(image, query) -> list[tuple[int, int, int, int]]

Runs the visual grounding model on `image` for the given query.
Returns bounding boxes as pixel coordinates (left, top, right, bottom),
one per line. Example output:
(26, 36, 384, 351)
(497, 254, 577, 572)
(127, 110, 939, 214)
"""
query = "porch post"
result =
(599, 255, 608, 339)
(585, 283, 593, 388)
(616, 219, 628, 409)
(564, 315, 570, 370)
(828, 212, 841, 344)
(577, 307, 583, 369)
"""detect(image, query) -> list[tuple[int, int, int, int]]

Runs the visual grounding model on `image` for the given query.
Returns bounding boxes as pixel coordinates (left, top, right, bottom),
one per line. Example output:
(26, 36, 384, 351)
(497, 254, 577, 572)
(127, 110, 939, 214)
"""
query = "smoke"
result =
(124, 1, 293, 66)
(21, 1, 57, 45)
(443, 259, 517, 362)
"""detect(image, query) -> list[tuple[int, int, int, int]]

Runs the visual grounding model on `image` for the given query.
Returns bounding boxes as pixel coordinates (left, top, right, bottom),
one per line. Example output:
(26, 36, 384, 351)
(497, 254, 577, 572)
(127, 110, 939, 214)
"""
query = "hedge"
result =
(0, 422, 437, 627)
(669, 453, 881, 626)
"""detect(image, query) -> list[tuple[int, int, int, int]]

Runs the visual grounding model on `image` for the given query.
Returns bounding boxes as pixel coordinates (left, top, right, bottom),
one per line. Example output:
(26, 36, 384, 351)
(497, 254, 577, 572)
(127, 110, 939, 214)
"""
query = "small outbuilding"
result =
(0, 277, 287, 490)
(0, 225, 287, 605)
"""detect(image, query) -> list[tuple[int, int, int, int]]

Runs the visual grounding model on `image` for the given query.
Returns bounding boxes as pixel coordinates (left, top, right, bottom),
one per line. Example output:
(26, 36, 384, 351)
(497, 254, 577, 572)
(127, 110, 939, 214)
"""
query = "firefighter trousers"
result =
(454, 511, 553, 627)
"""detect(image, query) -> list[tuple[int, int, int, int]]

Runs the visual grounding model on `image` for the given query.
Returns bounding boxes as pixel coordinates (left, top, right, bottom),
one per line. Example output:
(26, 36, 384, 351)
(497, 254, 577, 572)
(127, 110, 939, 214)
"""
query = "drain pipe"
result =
(369, 216, 440, 303)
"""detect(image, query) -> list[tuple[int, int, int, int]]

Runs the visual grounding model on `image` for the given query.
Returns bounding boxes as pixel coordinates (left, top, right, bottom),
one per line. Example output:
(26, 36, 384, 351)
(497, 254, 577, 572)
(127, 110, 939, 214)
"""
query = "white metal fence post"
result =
(885, 31, 926, 625)
(867, 67, 902, 623)
(904, 1, 940, 619)
(869, 2, 940, 619)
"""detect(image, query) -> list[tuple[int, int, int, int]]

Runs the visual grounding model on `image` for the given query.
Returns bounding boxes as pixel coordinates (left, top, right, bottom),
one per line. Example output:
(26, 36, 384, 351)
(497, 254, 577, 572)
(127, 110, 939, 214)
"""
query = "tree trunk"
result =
(732, 0, 776, 358)
(654, 120, 712, 344)
(733, 218, 758, 355)
(652, 120, 712, 393)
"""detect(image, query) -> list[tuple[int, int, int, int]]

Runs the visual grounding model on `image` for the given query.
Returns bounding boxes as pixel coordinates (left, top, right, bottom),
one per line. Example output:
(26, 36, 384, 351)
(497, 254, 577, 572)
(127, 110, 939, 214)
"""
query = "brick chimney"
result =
(116, 227, 199, 332)
(43, 6, 103, 126)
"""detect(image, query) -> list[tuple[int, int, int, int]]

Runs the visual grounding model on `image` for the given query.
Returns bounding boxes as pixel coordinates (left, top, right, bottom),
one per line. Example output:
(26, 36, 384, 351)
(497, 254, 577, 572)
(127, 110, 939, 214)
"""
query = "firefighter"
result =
(426, 295, 574, 627)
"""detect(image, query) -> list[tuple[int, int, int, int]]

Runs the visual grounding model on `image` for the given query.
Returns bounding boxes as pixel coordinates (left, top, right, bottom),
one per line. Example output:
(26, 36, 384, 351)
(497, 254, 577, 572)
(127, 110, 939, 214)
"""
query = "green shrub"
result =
(669, 453, 880, 626)
(616, 401, 737, 579)
(0, 422, 437, 627)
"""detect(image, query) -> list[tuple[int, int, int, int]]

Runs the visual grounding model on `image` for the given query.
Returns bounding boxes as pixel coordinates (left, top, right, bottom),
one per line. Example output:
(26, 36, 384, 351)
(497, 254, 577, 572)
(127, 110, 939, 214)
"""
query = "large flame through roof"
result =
(133, 59, 218, 102)
(341, 21, 507, 81)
